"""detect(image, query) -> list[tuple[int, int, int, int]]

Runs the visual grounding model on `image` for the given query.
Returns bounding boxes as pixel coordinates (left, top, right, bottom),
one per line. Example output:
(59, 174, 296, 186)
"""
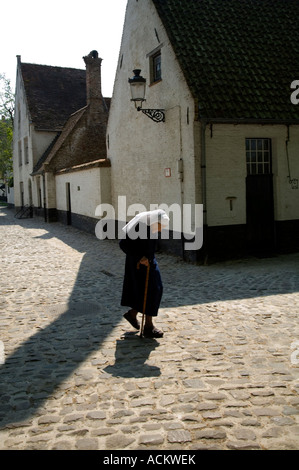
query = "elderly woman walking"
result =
(119, 209, 169, 338)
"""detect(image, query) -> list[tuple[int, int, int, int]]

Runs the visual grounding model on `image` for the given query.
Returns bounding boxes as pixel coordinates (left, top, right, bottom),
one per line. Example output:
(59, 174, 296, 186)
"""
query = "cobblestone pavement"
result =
(0, 206, 299, 450)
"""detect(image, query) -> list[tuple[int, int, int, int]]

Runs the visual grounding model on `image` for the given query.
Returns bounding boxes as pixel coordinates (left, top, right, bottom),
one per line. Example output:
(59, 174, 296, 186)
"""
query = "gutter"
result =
(203, 117, 299, 126)
(201, 119, 207, 227)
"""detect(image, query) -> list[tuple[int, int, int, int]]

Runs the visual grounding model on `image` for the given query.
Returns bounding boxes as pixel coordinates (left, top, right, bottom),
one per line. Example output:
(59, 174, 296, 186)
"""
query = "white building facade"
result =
(13, 57, 57, 213)
(107, 0, 299, 261)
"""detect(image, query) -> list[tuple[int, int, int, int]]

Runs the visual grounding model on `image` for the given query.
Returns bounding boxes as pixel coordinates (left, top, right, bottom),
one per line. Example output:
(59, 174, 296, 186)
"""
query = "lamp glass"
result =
(130, 81, 146, 102)
(129, 69, 146, 107)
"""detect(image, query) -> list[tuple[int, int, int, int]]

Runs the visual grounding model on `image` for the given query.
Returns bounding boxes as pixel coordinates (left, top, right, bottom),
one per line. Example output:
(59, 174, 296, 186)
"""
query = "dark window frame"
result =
(150, 50, 162, 84)
(246, 138, 272, 175)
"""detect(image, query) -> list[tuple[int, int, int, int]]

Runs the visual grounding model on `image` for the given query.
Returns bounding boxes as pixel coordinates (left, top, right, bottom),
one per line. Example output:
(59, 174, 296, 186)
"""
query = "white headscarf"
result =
(122, 209, 169, 234)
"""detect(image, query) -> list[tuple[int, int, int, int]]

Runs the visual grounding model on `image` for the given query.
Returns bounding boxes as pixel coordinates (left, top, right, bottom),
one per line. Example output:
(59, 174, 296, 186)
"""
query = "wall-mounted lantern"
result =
(128, 69, 165, 123)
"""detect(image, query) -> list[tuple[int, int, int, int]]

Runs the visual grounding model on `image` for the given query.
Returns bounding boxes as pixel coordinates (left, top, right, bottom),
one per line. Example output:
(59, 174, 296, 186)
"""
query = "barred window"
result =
(246, 138, 271, 175)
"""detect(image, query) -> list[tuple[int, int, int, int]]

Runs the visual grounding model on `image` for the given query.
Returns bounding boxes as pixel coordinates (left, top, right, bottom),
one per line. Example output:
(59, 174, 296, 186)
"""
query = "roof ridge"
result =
(21, 62, 85, 72)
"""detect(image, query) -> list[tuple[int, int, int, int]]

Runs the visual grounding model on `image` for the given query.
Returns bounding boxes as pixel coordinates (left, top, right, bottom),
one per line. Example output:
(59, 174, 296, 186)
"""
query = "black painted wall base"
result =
(26, 207, 299, 263)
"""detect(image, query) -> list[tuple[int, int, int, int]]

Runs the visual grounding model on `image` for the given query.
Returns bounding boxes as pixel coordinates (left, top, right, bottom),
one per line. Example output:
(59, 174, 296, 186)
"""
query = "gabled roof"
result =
(32, 99, 110, 175)
(31, 106, 88, 176)
(40, 106, 87, 170)
(152, 0, 299, 122)
(20, 62, 86, 130)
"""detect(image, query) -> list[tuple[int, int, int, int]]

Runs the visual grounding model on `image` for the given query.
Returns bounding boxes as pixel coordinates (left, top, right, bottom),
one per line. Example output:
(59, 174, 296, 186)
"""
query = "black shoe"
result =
(123, 311, 140, 330)
(143, 327, 164, 338)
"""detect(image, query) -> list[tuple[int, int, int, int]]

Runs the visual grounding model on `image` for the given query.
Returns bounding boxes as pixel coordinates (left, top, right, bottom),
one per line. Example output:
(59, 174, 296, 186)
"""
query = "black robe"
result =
(119, 225, 163, 317)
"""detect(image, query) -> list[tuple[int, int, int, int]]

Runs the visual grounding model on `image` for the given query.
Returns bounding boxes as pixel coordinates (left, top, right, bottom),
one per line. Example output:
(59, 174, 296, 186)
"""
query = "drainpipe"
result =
(177, 105, 185, 261)
(201, 119, 208, 263)
(178, 156, 185, 260)
(42, 171, 47, 222)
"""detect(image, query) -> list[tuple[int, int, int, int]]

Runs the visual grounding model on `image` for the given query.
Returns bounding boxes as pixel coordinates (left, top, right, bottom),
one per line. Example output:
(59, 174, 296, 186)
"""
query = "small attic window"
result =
(150, 50, 162, 84)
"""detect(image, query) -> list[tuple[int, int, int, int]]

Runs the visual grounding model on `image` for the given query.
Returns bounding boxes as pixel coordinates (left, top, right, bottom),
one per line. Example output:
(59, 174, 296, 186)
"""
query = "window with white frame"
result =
(246, 138, 271, 175)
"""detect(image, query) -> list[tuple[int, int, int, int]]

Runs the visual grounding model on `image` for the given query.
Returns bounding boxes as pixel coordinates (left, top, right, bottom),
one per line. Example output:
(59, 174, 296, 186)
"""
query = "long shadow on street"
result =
(0, 208, 298, 428)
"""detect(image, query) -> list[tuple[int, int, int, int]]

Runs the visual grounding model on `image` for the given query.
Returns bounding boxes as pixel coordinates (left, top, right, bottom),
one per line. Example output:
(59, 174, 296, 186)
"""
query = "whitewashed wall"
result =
(6, 186, 14, 205)
(13, 61, 56, 208)
(55, 167, 111, 219)
(205, 123, 299, 227)
(107, 0, 197, 231)
(107, 0, 299, 236)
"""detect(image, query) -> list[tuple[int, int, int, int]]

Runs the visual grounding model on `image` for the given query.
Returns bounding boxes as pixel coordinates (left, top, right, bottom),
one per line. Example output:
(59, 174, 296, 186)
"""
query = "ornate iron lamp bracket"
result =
(137, 107, 165, 123)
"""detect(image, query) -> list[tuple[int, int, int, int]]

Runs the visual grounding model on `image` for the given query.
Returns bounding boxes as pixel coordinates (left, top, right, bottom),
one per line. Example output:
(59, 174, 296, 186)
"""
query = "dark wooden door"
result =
(66, 183, 72, 225)
(246, 174, 275, 251)
(245, 138, 275, 253)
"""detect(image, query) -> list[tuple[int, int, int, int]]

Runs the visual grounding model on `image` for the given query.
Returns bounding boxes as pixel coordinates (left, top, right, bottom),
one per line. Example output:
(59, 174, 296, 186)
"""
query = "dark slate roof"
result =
(152, 0, 299, 122)
(21, 63, 87, 130)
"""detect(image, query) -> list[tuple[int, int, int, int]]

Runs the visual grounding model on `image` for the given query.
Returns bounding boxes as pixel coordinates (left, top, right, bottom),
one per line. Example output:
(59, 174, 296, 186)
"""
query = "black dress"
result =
(119, 225, 163, 317)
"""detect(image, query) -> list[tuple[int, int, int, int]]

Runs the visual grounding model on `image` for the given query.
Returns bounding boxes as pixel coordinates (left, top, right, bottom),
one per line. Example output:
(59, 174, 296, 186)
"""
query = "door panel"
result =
(246, 174, 275, 251)
(245, 138, 275, 253)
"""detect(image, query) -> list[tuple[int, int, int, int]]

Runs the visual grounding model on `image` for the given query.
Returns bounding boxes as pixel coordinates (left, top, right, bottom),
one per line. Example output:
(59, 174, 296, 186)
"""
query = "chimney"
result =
(83, 51, 106, 122)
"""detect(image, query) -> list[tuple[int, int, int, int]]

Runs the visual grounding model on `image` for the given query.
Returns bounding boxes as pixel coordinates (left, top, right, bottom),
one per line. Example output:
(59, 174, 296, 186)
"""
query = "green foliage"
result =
(0, 74, 14, 181)
(0, 118, 13, 179)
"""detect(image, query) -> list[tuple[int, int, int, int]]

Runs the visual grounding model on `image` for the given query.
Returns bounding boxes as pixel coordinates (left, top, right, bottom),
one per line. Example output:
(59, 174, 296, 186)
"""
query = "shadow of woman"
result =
(103, 333, 161, 378)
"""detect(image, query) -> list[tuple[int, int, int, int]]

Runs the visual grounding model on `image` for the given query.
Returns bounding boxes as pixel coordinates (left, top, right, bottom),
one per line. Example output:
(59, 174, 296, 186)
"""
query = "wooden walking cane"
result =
(140, 263, 150, 338)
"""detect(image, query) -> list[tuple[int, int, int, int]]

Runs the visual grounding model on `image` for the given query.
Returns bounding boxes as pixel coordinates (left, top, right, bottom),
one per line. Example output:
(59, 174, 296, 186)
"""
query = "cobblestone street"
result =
(0, 206, 298, 450)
